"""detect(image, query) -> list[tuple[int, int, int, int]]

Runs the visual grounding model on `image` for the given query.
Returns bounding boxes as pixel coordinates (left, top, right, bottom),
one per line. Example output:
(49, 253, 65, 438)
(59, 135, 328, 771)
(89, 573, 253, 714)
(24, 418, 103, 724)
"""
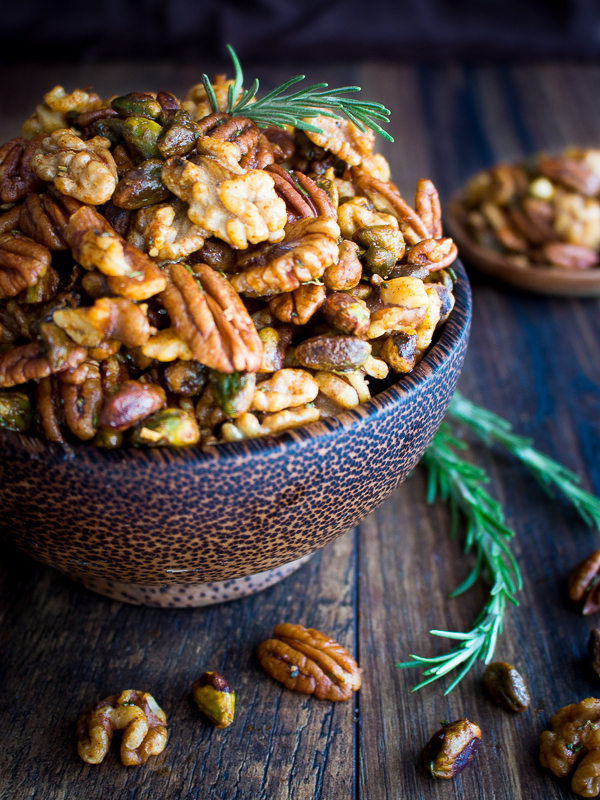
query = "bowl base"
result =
(65, 553, 314, 607)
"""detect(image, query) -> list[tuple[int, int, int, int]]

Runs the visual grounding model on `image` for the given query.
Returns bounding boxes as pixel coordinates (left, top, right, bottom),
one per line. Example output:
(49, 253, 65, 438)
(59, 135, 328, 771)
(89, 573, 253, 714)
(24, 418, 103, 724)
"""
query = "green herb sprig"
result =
(399, 392, 600, 693)
(200, 44, 393, 141)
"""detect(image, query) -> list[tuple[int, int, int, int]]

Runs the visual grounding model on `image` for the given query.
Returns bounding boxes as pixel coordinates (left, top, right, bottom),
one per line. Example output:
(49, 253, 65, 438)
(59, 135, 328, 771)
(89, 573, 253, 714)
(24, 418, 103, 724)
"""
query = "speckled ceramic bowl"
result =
(0, 261, 471, 607)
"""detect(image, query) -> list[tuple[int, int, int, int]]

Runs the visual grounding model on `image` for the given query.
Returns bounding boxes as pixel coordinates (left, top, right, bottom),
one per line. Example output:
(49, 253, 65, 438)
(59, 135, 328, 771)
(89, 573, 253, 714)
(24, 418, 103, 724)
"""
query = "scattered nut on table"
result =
(482, 661, 530, 712)
(568, 549, 600, 615)
(192, 671, 235, 728)
(76, 689, 167, 766)
(257, 622, 361, 701)
(424, 719, 481, 779)
(539, 697, 600, 796)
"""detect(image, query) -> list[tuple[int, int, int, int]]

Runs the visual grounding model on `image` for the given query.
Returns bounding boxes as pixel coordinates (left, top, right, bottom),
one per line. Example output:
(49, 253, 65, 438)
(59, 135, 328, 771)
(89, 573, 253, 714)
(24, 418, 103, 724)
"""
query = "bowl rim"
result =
(0, 259, 471, 463)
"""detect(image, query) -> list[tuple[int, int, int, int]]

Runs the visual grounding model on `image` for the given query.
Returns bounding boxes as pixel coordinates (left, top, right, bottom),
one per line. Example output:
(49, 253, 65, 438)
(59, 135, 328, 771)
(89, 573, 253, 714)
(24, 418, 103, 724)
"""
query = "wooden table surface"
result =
(1, 61, 600, 800)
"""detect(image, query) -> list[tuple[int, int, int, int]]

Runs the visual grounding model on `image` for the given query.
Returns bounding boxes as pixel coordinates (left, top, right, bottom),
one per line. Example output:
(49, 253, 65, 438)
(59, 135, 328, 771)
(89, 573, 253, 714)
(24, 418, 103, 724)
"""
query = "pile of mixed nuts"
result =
(0, 76, 457, 448)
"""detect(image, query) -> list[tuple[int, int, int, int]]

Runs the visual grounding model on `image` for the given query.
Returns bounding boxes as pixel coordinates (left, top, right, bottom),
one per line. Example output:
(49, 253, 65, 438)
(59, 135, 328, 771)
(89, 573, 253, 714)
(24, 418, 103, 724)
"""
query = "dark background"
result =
(4, 0, 600, 64)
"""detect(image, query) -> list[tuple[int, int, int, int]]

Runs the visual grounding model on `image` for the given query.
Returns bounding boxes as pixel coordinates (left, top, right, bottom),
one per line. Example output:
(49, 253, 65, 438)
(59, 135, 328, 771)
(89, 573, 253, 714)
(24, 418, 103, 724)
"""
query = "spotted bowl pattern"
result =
(0, 261, 471, 588)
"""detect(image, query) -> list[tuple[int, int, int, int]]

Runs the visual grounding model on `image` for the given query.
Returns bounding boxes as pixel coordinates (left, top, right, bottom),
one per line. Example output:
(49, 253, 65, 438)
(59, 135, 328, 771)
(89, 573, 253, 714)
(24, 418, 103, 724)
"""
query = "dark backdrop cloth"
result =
(4, 0, 600, 63)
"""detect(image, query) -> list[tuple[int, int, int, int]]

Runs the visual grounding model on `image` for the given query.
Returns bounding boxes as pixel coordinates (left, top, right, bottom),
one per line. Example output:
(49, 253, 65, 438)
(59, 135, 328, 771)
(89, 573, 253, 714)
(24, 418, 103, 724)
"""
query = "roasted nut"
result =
(482, 662, 530, 713)
(192, 238, 237, 273)
(232, 216, 340, 296)
(553, 192, 600, 249)
(60, 361, 103, 441)
(128, 199, 206, 261)
(405, 237, 458, 272)
(415, 286, 442, 351)
(379, 276, 429, 309)
(304, 115, 375, 167)
(131, 408, 200, 447)
(0, 338, 86, 388)
(210, 370, 256, 417)
(92, 116, 125, 146)
(590, 630, 600, 678)
(141, 328, 193, 362)
(65, 206, 166, 301)
(542, 242, 599, 270)
(296, 335, 371, 372)
(569, 549, 600, 615)
(76, 689, 167, 766)
(162, 360, 207, 396)
(251, 369, 318, 412)
(323, 239, 362, 290)
(538, 154, 600, 196)
(36, 376, 64, 442)
(424, 719, 481, 779)
(539, 697, 600, 796)
(221, 406, 320, 440)
(98, 380, 165, 431)
(31, 130, 118, 205)
(92, 428, 124, 448)
(0, 205, 22, 237)
(314, 371, 360, 409)
(415, 178, 443, 238)
(111, 92, 162, 121)
(104, 201, 133, 237)
(269, 283, 326, 326)
(112, 159, 172, 209)
(162, 154, 287, 249)
(353, 224, 405, 259)
(258, 327, 292, 373)
(0, 391, 32, 432)
(122, 116, 163, 163)
(337, 196, 399, 240)
(160, 262, 262, 373)
(19, 189, 82, 252)
(322, 292, 370, 336)
(45, 85, 97, 114)
(0, 135, 44, 203)
(257, 623, 361, 701)
(0, 232, 52, 299)
(380, 331, 418, 373)
(157, 110, 200, 159)
(53, 297, 150, 348)
(192, 672, 235, 728)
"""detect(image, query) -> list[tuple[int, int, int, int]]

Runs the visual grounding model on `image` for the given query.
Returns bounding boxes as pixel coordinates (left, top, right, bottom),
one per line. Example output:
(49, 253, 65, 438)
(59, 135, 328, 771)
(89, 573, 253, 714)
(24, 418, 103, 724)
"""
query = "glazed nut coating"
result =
(424, 719, 482, 779)
(569, 549, 600, 615)
(76, 689, 167, 766)
(192, 672, 235, 728)
(482, 662, 530, 712)
(0, 233, 51, 299)
(257, 623, 361, 701)
(539, 697, 600, 797)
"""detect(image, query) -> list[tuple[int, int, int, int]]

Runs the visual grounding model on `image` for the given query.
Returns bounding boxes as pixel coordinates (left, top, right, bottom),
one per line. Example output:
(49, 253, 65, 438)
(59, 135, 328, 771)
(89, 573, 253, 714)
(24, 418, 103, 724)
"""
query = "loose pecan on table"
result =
(257, 623, 361, 701)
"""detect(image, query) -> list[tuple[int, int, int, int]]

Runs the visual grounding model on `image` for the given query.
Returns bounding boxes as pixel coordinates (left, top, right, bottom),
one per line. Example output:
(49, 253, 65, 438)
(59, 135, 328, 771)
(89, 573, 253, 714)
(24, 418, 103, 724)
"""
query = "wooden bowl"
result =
(446, 197, 600, 298)
(0, 262, 471, 607)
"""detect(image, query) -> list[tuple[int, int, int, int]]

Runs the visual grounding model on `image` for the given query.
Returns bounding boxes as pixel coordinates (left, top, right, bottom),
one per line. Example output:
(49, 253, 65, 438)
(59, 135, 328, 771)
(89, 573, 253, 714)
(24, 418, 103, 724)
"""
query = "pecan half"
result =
(231, 216, 340, 296)
(53, 297, 151, 348)
(36, 376, 65, 442)
(257, 623, 361, 701)
(60, 360, 103, 440)
(269, 283, 326, 326)
(0, 233, 52, 299)
(0, 339, 86, 388)
(160, 262, 262, 373)
(415, 179, 442, 238)
(0, 134, 45, 204)
(65, 206, 166, 301)
(542, 242, 599, 270)
(19, 189, 83, 251)
(538, 154, 600, 196)
(405, 237, 458, 272)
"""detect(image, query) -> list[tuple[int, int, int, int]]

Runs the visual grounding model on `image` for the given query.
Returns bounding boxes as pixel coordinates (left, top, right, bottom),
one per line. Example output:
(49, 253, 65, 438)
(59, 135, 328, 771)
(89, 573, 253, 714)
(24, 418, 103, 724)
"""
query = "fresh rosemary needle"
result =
(200, 44, 393, 141)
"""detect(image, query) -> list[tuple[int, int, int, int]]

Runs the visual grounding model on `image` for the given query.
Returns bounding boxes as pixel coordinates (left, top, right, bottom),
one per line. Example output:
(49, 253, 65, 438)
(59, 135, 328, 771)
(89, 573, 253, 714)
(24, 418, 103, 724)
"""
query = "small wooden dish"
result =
(446, 196, 600, 298)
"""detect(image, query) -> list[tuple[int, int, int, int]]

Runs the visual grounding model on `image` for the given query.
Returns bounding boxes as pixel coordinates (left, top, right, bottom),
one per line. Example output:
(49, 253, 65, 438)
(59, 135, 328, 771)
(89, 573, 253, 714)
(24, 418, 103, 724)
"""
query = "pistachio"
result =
(122, 116, 163, 163)
(424, 719, 481, 779)
(131, 407, 200, 447)
(342, 282, 372, 301)
(322, 292, 370, 336)
(157, 91, 180, 124)
(209, 370, 256, 418)
(111, 92, 162, 121)
(23, 266, 60, 304)
(482, 662, 530, 712)
(39, 321, 81, 372)
(362, 245, 397, 279)
(163, 360, 207, 397)
(296, 334, 371, 372)
(98, 380, 165, 431)
(157, 110, 200, 159)
(380, 331, 417, 374)
(92, 117, 125, 147)
(353, 224, 405, 258)
(112, 159, 172, 210)
(0, 390, 32, 432)
(91, 428, 124, 448)
(192, 671, 235, 729)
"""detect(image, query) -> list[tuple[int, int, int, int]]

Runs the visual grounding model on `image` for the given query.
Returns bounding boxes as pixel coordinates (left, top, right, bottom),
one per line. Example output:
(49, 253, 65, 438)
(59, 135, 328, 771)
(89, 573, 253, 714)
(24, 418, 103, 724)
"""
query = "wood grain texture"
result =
(1, 61, 600, 800)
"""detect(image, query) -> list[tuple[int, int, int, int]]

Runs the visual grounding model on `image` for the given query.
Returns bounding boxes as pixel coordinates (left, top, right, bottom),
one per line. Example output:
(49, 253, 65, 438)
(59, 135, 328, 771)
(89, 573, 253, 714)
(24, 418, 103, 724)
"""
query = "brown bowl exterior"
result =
(0, 262, 471, 586)
(447, 197, 600, 298)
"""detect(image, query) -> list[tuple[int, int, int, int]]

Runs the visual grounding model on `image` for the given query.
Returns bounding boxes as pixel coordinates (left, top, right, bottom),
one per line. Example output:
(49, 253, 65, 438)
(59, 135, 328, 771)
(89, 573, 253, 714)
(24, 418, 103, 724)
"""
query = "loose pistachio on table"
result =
(192, 672, 235, 729)
(482, 661, 530, 712)
(424, 719, 481, 779)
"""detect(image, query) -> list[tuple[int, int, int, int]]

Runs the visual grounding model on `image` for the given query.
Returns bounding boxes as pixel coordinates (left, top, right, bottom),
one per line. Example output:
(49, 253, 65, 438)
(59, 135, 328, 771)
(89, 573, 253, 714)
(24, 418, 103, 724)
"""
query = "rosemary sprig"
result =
(200, 44, 393, 141)
(448, 392, 600, 530)
(397, 423, 522, 694)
